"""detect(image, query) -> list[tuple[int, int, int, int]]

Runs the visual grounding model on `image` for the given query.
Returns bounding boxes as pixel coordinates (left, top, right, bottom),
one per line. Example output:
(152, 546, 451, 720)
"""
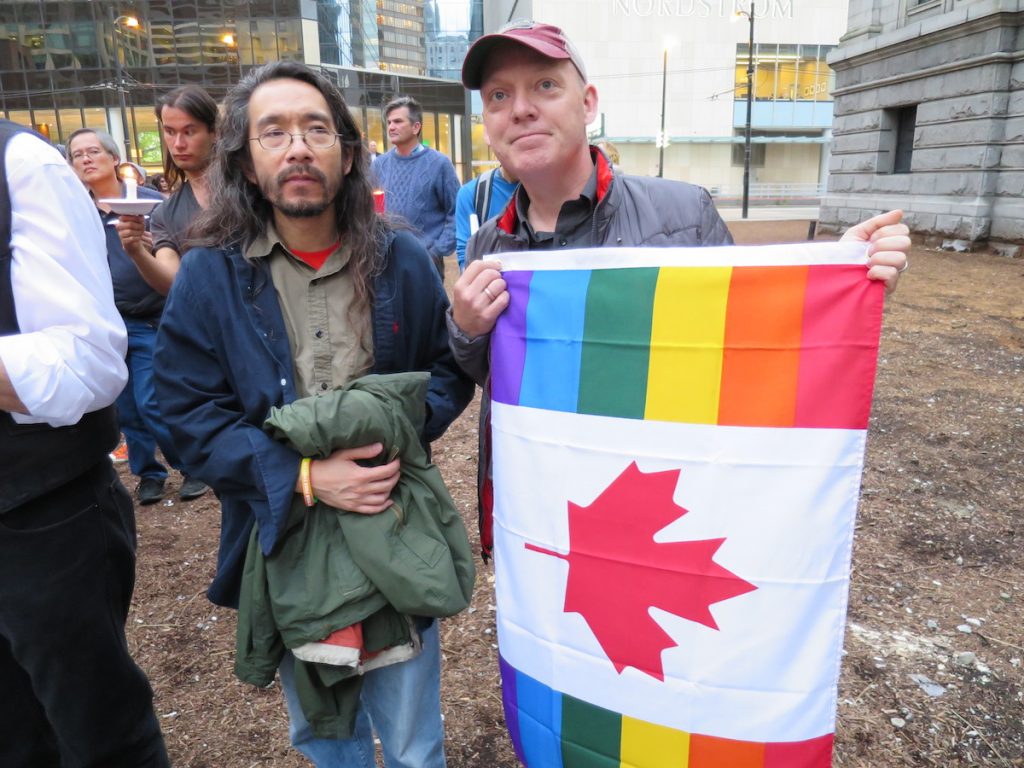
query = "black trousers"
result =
(0, 461, 169, 768)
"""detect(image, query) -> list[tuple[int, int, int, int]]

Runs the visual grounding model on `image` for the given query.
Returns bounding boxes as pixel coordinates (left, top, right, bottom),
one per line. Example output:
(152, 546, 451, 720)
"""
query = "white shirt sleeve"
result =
(0, 132, 128, 426)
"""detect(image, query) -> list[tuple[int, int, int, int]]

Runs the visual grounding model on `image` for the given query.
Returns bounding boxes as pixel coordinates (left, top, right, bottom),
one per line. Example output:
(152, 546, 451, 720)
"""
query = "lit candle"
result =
(125, 177, 138, 201)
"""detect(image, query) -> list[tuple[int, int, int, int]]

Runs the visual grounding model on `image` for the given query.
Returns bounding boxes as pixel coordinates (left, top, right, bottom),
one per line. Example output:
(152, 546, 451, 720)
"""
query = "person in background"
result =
(454, 158, 518, 272)
(67, 127, 207, 505)
(116, 84, 219, 296)
(0, 119, 170, 768)
(371, 96, 460, 279)
(114, 85, 219, 505)
(595, 139, 620, 169)
(367, 139, 379, 161)
(147, 171, 170, 197)
(154, 61, 473, 766)
(120, 161, 147, 186)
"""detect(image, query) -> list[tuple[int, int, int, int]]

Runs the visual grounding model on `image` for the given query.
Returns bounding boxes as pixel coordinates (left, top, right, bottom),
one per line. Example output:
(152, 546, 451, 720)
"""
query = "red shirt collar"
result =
(496, 146, 613, 235)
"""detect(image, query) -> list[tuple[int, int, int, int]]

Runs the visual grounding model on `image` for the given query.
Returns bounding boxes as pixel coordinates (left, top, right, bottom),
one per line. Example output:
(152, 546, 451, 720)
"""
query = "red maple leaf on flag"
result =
(526, 461, 757, 681)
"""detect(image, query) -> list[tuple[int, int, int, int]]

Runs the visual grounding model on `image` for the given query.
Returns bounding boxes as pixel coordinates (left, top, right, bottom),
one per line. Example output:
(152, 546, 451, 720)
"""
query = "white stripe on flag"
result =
(496, 241, 869, 272)
(492, 402, 866, 743)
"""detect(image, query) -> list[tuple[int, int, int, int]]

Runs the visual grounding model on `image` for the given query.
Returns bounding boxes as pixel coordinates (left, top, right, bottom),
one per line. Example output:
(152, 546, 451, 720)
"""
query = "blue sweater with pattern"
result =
(371, 147, 460, 260)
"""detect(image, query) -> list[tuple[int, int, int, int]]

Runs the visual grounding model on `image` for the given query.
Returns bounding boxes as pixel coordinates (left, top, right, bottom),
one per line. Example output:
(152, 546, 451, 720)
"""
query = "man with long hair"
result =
(115, 84, 218, 296)
(114, 85, 218, 504)
(154, 61, 473, 766)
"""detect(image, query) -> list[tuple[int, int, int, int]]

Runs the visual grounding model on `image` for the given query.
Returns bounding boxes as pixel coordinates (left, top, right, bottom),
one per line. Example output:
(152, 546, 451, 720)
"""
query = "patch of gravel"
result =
(127, 231, 1024, 767)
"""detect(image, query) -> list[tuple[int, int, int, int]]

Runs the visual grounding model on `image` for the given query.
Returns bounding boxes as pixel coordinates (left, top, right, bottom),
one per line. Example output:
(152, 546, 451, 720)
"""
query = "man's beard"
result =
(267, 164, 334, 218)
(277, 199, 330, 218)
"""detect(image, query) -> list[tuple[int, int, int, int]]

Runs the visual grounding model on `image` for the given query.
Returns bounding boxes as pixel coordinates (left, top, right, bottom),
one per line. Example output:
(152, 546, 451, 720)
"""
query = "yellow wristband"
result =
(300, 457, 316, 507)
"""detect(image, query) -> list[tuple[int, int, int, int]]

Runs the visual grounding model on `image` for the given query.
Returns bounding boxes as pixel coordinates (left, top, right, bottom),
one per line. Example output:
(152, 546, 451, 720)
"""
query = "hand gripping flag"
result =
(489, 242, 884, 768)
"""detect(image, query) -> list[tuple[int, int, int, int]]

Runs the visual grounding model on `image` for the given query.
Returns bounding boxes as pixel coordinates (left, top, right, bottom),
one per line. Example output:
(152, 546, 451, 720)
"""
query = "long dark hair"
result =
(155, 85, 218, 189)
(189, 61, 383, 322)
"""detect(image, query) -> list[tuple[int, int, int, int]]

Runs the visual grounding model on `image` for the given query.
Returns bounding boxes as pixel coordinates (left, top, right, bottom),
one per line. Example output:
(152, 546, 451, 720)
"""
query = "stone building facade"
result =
(819, 0, 1024, 244)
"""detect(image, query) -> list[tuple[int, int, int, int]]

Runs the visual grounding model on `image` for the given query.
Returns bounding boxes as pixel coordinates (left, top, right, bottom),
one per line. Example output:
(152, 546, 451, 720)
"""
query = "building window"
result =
(735, 43, 835, 103)
(893, 105, 916, 174)
(904, 0, 946, 25)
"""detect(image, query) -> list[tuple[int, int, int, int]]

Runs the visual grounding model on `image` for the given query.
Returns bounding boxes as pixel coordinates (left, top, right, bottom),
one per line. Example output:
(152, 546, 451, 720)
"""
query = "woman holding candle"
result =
(67, 128, 206, 506)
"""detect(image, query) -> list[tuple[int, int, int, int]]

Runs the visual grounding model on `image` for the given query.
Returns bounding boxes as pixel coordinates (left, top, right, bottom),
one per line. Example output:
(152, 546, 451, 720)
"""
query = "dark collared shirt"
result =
(513, 163, 599, 249)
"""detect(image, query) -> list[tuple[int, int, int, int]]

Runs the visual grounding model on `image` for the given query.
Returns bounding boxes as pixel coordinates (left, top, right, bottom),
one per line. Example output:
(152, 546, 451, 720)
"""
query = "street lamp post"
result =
(657, 46, 668, 178)
(107, 7, 139, 162)
(735, 3, 756, 219)
(222, 33, 243, 81)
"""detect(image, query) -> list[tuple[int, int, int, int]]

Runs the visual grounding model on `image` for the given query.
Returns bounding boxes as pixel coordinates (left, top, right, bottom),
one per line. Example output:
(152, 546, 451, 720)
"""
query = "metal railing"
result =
(709, 182, 826, 206)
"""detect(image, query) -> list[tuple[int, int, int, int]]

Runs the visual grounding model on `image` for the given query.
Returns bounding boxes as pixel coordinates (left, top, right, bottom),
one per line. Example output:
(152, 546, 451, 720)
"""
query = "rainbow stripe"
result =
(500, 657, 834, 768)
(491, 264, 883, 430)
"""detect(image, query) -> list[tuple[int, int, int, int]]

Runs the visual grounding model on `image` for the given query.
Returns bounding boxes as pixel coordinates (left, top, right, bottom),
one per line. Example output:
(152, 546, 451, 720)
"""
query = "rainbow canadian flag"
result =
(488, 242, 884, 768)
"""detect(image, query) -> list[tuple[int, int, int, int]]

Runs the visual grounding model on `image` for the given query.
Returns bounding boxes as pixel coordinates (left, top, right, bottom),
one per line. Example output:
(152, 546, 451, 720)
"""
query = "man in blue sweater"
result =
(371, 96, 460, 279)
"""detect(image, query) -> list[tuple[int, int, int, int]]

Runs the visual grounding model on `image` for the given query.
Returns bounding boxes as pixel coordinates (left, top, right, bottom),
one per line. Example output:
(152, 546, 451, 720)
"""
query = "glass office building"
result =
(0, 1, 469, 177)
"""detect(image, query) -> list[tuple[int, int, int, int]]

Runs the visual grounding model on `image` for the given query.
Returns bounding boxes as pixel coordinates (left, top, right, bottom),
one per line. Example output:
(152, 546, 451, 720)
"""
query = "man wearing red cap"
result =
(448, 20, 911, 558)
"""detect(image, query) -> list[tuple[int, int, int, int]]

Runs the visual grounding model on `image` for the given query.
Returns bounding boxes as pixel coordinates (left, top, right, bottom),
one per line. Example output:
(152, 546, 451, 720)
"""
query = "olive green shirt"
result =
(246, 224, 372, 399)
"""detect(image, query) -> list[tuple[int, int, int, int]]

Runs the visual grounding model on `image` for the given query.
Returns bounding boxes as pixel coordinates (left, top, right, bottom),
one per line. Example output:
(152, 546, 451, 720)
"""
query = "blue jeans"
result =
(117, 317, 183, 480)
(279, 621, 446, 768)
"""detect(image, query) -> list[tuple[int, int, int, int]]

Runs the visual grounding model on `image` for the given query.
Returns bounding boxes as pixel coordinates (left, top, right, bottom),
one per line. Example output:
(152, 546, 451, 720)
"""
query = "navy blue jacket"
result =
(154, 229, 473, 607)
(100, 185, 167, 318)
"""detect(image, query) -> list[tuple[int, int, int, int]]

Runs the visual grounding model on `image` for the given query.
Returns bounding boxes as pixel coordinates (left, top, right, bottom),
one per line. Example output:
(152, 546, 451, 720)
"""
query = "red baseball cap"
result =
(461, 20, 588, 90)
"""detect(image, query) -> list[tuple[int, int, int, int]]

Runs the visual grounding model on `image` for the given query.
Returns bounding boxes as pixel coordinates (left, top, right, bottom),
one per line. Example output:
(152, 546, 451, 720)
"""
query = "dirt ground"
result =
(126, 219, 1023, 767)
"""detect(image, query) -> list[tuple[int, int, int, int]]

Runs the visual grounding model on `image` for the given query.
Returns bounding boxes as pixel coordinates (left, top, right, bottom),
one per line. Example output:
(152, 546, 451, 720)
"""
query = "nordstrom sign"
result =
(612, 0, 794, 18)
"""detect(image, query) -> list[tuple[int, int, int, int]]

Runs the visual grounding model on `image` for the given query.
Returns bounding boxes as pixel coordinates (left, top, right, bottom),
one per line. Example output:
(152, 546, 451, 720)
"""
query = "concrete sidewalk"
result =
(715, 205, 819, 222)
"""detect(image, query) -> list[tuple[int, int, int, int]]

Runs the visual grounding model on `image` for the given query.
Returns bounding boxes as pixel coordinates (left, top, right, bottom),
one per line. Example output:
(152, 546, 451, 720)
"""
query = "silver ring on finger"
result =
(898, 260, 909, 274)
(483, 286, 496, 301)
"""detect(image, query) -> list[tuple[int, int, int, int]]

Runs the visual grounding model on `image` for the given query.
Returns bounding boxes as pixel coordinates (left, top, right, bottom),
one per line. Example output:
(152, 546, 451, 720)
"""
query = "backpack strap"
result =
(473, 168, 497, 225)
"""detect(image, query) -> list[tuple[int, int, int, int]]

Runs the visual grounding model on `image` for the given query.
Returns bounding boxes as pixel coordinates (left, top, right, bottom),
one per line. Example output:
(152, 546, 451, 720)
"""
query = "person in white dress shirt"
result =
(0, 122, 169, 768)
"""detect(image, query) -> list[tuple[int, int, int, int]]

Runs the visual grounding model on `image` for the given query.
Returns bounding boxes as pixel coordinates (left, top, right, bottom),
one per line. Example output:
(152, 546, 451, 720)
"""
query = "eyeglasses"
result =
(249, 128, 343, 151)
(70, 147, 109, 162)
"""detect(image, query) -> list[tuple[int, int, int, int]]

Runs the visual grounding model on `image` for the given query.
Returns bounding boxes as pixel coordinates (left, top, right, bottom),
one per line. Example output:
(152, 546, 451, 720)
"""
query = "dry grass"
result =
(127, 223, 1023, 766)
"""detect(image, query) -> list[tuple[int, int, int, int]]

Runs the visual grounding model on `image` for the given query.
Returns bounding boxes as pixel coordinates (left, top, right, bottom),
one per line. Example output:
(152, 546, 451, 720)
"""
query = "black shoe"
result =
(137, 477, 166, 505)
(179, 476, 209, 501)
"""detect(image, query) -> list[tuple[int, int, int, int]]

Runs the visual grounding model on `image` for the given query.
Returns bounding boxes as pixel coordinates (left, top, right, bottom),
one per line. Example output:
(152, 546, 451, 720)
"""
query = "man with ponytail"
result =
(154, 61, 473, 767)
